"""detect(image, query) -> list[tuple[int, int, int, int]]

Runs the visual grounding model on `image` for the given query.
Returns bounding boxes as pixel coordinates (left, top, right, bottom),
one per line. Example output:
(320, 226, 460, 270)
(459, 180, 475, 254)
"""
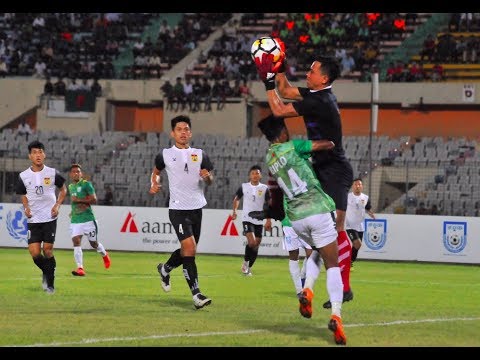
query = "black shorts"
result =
(169, 208, 202, 243)
(27, 219, 57, 245)
(242, 222, 264, 238)
(313, 158, 353, 211)
(347, 229, 364, 242)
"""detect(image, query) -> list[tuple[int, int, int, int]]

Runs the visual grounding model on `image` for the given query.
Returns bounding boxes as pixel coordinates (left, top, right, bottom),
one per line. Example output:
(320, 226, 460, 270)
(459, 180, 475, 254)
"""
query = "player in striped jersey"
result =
(15, 140, 67, 294)
(149, 115, 214, 310)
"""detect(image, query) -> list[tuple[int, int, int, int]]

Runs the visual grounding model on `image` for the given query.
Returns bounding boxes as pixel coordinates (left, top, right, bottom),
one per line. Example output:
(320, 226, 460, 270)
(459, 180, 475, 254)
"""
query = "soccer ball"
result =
(250, 36, 283, 63)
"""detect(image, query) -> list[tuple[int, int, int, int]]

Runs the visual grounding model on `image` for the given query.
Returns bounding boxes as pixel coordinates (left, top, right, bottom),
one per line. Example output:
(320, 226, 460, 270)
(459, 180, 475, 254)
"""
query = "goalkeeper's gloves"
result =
(273, 37, 287, 73)
(255, 53, 276, 90)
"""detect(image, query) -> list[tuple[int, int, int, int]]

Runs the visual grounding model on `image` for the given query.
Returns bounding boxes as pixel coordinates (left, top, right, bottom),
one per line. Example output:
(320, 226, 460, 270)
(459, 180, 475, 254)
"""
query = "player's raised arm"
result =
(311, 140, 335, 151)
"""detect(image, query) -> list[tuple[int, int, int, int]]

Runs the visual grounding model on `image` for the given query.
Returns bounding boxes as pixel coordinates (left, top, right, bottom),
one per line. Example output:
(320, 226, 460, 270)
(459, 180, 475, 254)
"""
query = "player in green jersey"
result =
(68, 164, 111, 276)
(257, 114, 347, 346)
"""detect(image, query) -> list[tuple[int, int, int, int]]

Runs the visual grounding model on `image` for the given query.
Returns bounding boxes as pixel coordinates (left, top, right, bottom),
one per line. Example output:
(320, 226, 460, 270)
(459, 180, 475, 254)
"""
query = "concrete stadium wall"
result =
(1, 78, 479, 137)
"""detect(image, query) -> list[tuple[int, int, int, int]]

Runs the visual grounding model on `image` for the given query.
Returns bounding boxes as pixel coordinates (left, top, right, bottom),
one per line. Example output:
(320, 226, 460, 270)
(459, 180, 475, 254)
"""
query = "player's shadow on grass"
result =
(147, 295, 212, 312)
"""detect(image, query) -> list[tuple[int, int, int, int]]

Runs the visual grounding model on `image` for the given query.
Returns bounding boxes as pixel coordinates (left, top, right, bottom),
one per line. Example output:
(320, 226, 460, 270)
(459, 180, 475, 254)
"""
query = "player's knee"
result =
(352, 239, 362, 250)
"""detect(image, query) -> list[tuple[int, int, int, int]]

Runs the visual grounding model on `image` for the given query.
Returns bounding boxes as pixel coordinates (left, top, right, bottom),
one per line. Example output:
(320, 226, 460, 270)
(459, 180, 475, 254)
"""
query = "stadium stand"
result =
(1, 12, 479, 218)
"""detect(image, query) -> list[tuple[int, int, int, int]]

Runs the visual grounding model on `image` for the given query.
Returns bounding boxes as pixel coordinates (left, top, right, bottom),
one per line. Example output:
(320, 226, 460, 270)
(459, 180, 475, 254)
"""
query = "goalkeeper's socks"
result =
(337, 231, 352, 292)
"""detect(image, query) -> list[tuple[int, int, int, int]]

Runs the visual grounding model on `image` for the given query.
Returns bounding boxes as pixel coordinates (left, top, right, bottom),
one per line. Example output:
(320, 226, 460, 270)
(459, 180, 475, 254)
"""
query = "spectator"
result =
(160, 79, 174, 110)
(415, 202, 430, 215)
(43, 76, 54, 96)
(172, 77, 186, 111)
(239, 79, 254, 103)
(420, 34, 436, 63)
(67, 78, 80, 91)
(91, 78, 102, 97)
(392, 60, 407, 82)
(16, 119, 33, 141)
(0, 56, 8, 78)
(385, 61, 396, 82)
(102, 185, 113, 206)
(211, 79, 226, 110)
(78, 78, 90, 91)
(183, 77, 194, 112)
(54, 77, 67, 96)
(191, 77, 203, 112)
(201, 78, 212, 111)
(464, 35, 479, 64)
(406, 61, 425, 82)
(147, 52, 162, 78)
(340, 52, 356, 77)
(431, 63, 444, 82)
(231, 79, 241, 97)
(33, 58, 47, 79)
(32, 15, 45, 28)
(454, 35, 468, 63)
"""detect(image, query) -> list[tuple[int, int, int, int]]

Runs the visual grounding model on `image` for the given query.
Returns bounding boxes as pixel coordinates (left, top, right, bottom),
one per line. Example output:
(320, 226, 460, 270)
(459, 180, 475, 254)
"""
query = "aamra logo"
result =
(221, 215, 239, 236)
(6, 206, 28, 243)
(121, 212, 139, 233)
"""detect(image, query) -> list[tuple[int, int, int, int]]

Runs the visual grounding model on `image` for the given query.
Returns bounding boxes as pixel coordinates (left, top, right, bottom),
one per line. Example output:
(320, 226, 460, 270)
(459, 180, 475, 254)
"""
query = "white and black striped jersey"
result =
(15, 165, 66, 223)
(346, 192, 372, 232)
(235, 182, 270, 225)
(155, 145, 213, 210)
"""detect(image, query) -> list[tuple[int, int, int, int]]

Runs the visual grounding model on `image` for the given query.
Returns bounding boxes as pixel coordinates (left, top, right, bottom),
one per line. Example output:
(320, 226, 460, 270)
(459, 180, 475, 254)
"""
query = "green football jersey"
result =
(281, 196, 291, 226)
(68, 179, 96, 224)
(265, 139, 335, 222)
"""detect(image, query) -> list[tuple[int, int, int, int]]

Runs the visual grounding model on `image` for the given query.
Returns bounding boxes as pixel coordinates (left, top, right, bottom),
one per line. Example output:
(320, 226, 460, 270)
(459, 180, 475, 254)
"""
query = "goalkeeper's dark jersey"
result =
(292, 86, 347, 167)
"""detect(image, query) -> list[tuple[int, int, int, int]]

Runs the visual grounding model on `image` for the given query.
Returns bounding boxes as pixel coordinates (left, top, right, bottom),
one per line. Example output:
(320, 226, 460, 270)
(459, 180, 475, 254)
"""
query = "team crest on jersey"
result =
(191, 154, 199, 162)
(44, 177, 51, 185)
(257, 190, 264, 196)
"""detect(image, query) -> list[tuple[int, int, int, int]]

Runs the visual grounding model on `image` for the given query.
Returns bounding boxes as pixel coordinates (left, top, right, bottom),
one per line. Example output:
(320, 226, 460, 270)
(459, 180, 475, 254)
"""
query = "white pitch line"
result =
(7, 329, 265, 347)
(343, 316, 480, 328)
(5, 317, 480, 347)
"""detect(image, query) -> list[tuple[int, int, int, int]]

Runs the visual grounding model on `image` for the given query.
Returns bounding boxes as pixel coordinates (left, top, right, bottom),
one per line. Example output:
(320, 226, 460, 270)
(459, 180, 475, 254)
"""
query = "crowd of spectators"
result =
(42, 76, 102, 100)
(385, 13, 480, 83)
(419, 32, 479, 65)
(0, 13, 155, 79)
(160, 76, 252, 112)
(415, 202, 440, 215)
(121, 14, 232, 80)
(2, 13, 480, 90)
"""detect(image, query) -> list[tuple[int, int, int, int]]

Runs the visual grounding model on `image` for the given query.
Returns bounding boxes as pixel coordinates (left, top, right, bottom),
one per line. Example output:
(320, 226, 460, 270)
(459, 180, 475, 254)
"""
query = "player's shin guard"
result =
(337, 231, 352, 292)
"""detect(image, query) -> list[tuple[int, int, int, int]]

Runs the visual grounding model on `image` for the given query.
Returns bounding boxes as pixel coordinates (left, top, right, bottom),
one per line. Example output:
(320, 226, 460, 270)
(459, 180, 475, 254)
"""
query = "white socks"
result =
(74, 246, 83, 268)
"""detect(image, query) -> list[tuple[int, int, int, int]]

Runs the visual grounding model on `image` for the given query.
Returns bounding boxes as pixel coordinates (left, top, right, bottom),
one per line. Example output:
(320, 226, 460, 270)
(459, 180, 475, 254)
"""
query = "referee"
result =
(15, 140, 67, 294)
(256, 52, 354, 308)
